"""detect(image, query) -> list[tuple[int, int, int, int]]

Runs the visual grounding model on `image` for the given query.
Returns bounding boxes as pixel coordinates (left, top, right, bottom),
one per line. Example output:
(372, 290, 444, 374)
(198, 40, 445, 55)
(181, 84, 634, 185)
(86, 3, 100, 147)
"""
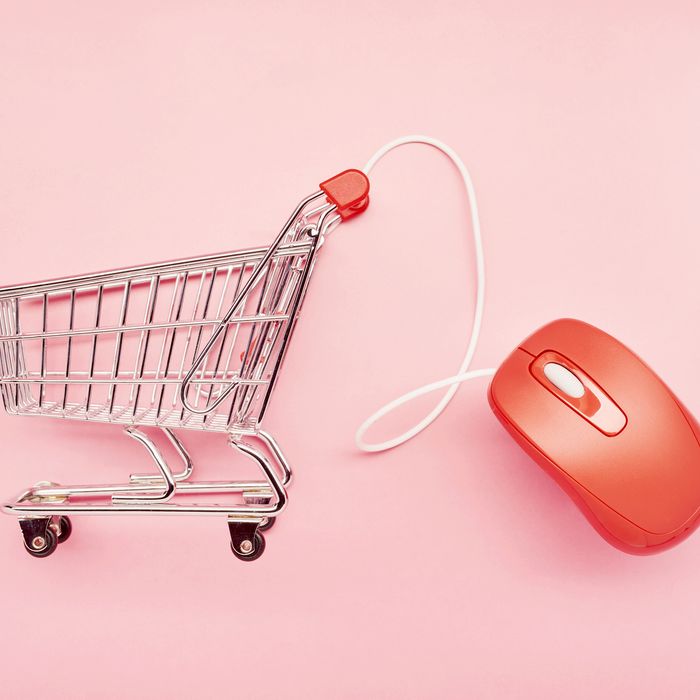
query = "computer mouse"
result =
(488, 318, 700, 554)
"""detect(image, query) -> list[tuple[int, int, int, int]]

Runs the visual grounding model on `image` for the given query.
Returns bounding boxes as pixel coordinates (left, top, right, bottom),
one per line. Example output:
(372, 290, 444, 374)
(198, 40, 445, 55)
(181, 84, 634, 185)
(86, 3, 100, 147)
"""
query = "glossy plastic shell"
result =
(489, 318, 700, 554)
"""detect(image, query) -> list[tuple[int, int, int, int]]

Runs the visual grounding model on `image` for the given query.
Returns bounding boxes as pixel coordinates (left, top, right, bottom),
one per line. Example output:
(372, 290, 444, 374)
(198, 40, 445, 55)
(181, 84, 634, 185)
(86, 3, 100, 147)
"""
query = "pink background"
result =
(1, 2, 699, 698)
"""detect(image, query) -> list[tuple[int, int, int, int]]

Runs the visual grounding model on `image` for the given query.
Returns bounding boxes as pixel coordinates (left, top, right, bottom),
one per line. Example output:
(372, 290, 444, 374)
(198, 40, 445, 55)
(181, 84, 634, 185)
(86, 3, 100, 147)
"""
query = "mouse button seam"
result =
(670, 396, 700, 450)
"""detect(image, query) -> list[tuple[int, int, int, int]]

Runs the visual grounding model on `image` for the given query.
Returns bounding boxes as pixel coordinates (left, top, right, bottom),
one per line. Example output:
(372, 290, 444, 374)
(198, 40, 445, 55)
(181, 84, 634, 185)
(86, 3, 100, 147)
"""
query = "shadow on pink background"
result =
(1, 2, 699, 698)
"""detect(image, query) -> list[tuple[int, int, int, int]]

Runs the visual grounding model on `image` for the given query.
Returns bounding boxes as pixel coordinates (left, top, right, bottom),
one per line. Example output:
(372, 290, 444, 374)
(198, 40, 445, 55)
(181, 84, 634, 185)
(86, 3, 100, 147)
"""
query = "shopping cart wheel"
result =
(49, 516, 72, 544)
(258, 517, 276, 532)
(23, 528, 58, 558)
(230, 531, 265, 561)
(228, 520, 266, 561)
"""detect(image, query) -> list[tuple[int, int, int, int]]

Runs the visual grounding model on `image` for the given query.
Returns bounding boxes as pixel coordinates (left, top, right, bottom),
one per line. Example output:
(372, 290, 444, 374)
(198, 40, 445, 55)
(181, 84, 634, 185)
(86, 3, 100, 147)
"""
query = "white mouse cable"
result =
(355, 135, 496, 453)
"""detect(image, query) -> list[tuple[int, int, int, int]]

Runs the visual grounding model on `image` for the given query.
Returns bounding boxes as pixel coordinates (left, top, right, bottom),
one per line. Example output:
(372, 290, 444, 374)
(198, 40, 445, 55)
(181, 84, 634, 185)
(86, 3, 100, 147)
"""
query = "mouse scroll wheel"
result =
(543, 362, 586, 399)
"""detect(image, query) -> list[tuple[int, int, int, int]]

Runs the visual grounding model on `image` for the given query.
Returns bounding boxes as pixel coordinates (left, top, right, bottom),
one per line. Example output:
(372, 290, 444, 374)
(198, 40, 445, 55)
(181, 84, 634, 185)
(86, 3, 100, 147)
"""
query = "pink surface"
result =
(1, 2, 699, 698)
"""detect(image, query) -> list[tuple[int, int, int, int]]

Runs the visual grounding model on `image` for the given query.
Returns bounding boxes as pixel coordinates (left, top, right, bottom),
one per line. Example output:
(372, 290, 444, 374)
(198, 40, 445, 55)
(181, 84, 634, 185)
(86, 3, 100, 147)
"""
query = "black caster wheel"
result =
(258, 517, 276, 532)
(23, 528, 58, 558)
(50, 516, 72, 544)
(231, 531, 265, 561)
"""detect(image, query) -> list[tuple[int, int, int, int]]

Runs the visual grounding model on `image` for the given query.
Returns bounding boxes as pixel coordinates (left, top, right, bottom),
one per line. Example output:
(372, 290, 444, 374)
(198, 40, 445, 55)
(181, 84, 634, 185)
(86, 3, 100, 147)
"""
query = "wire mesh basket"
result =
(0, 169, 370, 560)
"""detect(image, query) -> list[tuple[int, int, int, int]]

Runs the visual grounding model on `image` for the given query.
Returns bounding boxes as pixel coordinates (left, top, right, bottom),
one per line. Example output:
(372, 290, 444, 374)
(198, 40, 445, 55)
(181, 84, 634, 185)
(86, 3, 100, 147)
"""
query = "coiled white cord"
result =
(355, 135, 496, 453)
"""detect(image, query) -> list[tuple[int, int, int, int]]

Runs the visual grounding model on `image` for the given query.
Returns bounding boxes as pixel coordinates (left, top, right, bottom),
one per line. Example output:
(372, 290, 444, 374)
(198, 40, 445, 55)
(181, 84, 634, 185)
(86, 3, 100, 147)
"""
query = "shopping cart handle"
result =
(319, 169, 370, 220)
(179, 188, 327, 416)
(180, 174, 368, 416)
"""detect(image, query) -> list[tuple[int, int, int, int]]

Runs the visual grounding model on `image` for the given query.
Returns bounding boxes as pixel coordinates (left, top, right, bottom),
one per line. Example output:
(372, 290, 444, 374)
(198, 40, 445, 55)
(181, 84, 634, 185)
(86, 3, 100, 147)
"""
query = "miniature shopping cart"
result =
(0, 170, 369, 560)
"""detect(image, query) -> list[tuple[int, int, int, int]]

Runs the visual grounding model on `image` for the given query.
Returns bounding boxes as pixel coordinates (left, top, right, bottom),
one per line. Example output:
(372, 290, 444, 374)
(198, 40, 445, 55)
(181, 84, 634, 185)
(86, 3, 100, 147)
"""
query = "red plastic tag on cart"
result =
(319, 169, 370, 220)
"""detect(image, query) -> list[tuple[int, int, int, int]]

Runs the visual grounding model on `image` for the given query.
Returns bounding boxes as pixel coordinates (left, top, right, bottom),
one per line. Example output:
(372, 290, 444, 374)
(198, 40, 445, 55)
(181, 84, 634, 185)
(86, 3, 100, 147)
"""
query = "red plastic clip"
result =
(319, 169, 370, 220)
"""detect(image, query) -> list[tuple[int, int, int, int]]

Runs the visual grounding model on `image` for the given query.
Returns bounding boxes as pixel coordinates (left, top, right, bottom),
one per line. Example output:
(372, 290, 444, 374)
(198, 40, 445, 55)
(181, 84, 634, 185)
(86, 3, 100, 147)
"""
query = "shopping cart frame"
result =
(0, 170, 370, 560)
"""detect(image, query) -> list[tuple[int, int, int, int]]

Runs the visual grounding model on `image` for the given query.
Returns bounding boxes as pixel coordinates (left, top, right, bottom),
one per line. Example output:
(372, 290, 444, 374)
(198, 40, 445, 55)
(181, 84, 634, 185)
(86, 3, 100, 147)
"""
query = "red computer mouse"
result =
(489, 318, 700, 554)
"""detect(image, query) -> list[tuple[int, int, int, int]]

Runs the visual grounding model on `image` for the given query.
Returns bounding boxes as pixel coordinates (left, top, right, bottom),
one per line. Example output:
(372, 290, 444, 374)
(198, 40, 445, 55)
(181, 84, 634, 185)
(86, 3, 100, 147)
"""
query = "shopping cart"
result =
(0, 169, 369, 560)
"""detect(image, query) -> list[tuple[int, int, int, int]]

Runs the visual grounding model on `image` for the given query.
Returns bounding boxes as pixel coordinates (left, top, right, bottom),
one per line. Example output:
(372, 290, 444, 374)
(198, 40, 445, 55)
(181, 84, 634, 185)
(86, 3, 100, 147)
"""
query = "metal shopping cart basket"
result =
(0, 169, 369, 560)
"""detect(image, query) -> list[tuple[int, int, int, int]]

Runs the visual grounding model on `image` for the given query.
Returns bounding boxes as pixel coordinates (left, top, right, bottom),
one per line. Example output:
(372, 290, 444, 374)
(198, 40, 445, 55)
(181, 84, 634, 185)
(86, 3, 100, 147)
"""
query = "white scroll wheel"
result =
(543, 362, 586, 399)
